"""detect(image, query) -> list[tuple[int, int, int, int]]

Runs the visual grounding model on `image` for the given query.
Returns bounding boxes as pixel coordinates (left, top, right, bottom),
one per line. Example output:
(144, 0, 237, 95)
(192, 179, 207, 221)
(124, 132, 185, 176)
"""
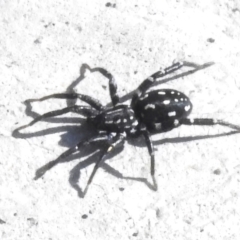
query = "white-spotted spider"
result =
(14, 61, 240, 197)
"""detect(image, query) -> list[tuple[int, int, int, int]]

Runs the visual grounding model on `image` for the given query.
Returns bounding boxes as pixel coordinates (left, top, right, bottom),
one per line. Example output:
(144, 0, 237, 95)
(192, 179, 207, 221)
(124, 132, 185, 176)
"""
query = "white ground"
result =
(1, 0, 240, 239)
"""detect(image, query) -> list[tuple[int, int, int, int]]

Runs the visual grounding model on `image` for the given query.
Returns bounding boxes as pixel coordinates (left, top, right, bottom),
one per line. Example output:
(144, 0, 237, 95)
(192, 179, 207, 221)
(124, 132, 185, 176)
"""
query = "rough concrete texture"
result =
(1, 0, 240, 239)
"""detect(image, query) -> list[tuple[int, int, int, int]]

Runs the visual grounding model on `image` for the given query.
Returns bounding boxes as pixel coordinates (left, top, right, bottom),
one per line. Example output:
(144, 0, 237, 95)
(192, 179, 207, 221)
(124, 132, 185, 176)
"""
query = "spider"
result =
(15, 60, 240, 196)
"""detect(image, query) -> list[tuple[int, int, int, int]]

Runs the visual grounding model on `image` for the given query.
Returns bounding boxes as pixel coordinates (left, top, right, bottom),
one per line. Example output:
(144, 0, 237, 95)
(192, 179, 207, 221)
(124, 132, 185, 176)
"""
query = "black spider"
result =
(15, 61, 240, 196)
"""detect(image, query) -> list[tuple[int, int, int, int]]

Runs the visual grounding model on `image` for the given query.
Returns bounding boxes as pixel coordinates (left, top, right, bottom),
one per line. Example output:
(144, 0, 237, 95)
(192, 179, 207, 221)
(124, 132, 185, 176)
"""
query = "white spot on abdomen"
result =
(184, 105, 191, 112)
(145, 104, 155, 110)
(174, 119, 179, 126)
(132, 120, 138, 126)
(155, 123, 162, 129)
(168, 111, 176, 117)
(115, 119, 121, 124)
(158, 91, 166, 95)
(110, 132, 117, 137)
(130, 128, 136, 133)
(163, 100, 171, 105)
(106, 120, 113, 124)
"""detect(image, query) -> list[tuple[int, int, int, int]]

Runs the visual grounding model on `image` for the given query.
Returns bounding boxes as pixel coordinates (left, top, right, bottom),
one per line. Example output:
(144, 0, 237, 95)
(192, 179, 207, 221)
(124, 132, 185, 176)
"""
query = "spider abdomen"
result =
(133, 89, 192, 132)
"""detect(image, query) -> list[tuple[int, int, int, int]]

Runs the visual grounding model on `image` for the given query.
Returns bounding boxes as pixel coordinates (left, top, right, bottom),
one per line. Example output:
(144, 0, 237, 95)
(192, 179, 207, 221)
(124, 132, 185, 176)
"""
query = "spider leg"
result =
(16, 105, 98, 131)
(26, 93, 103, 110)
(180, 118, 240, 131)
(35, 132, 111, 179)
(131, 61, 214, 107)
(83, 133, 126, 196)
(142, 130, 158, 191)
(90, 67, 119, 106)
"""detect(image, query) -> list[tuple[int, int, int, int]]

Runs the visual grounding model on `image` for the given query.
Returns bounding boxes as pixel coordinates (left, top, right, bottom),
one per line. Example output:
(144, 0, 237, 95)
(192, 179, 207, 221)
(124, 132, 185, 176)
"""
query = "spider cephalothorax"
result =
(15, 61, 240, 197)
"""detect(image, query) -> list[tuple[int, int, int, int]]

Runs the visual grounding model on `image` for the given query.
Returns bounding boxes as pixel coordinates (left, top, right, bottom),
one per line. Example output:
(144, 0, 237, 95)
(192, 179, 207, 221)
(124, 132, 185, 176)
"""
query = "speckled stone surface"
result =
(1, 0, 240, 239)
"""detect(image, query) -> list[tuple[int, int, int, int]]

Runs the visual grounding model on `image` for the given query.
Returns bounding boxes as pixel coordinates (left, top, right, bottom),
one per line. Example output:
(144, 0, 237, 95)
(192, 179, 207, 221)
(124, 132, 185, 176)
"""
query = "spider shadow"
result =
(68, 147, 158, 198)
(33, 140, 157, 198)
(13, 62, 240, 197)
(14, 61, 213, 138)
(12, 119, 97, 148)
(66, 62, 214, 107)
(33, 128, 240, 198)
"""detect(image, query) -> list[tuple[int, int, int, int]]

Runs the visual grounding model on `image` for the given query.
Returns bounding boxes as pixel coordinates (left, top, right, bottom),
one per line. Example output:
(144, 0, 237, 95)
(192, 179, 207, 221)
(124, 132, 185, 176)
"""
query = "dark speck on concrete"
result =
(119, 187, 125, 191)
(156, 208, 161, 219)
(132, 232, 138, 237)
(27, 217, 38, 226)
(232, 8, 239, 13)
(213, 169, 221, 175)
(207, 38, 215, 43)
(76, 26, 82, 32)
(106, 2, 116, 8)
(0, 219, 6, 224)
(44, 22, 55, 28)
(82, 214, 88, 219)
(34, 38, 42, 44)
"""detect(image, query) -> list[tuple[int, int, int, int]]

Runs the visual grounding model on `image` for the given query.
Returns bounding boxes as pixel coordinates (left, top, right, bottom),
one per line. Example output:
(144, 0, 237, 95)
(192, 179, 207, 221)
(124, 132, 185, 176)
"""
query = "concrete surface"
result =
(1, 0, 240, 239)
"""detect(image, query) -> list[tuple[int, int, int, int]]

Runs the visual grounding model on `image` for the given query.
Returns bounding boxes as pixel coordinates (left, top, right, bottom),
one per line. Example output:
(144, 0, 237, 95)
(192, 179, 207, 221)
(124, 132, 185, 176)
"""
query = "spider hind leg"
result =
(181, 118, 240, 131)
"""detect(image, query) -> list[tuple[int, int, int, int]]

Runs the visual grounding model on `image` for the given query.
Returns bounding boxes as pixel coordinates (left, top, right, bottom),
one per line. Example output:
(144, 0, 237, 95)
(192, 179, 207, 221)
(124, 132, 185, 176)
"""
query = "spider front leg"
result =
(15, 105, 98, 131)
(26, 93, 104, 110)
(89, 67, 120, 106)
